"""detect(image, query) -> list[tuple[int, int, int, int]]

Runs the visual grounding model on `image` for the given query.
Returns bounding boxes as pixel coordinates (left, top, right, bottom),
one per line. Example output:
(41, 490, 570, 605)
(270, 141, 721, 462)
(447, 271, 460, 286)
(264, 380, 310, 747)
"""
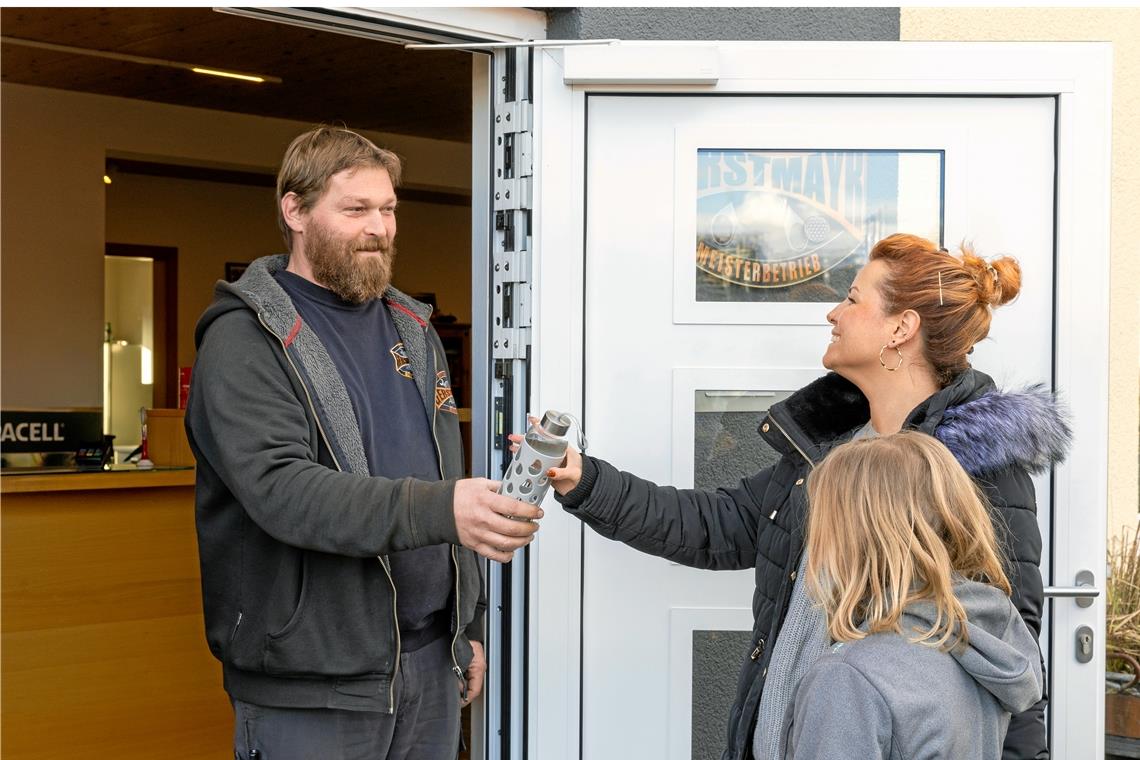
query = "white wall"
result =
(2, 82, 472, 409)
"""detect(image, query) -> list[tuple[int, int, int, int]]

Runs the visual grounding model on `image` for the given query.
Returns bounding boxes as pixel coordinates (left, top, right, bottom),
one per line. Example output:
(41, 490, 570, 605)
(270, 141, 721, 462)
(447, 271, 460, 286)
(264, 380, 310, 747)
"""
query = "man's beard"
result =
(305, 221, 396, 304)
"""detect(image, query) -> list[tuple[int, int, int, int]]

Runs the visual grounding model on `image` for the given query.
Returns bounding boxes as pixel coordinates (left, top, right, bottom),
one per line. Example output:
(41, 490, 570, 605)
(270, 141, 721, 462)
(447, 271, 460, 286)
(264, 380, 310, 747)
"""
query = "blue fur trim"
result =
(935, 384, 1072, 475)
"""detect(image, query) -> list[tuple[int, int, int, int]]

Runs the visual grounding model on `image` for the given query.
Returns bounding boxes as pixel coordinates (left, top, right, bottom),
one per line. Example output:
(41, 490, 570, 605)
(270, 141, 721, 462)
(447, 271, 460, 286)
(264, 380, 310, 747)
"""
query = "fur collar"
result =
(935, 384, 1071, 475)
(764, 369, 1071, 475)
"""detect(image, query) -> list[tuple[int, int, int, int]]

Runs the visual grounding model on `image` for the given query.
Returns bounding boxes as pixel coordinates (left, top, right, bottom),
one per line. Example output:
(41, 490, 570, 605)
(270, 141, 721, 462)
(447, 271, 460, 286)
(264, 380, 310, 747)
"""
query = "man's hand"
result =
(461, 641, 486, 707)
(453, 478, 542, 564)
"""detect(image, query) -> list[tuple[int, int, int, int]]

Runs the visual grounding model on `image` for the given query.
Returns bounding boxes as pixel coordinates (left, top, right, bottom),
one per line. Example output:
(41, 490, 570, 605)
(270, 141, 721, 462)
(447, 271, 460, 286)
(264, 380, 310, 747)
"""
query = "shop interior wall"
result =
(1, 82, 472, 410)
(104, 173, 471, 376)
(901, 6, 1140, 542)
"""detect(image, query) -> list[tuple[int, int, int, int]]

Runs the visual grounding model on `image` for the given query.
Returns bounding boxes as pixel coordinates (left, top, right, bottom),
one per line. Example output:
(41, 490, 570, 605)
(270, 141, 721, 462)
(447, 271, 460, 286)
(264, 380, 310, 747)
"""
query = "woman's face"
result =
(822, 260, 899, 379)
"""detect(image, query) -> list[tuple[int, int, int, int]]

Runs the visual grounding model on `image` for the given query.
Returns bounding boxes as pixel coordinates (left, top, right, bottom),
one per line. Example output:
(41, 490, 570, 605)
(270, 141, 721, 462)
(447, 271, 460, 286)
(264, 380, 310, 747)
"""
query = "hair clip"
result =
(985, 263, 1002, 304)
(938, 271, 944, 306)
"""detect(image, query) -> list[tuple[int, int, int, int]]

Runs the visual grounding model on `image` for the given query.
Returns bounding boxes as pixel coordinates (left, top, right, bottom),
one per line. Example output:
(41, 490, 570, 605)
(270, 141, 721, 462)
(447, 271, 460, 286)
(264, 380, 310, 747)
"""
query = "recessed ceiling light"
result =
(103, 175, 112, 185)
(191, 67, 266, 84)
(1, 36, 282, 84)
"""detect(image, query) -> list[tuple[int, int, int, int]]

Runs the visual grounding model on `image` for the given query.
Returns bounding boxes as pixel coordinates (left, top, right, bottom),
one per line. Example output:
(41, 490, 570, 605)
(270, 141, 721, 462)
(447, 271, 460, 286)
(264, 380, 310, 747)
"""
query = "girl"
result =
(784, 431, 1043, 759)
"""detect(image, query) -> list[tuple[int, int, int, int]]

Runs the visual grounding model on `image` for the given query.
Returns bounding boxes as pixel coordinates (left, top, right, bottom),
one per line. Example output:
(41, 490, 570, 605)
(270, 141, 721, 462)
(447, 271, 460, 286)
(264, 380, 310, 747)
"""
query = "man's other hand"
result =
(453, 478, 542, 563)
(461, 641, 486, 707)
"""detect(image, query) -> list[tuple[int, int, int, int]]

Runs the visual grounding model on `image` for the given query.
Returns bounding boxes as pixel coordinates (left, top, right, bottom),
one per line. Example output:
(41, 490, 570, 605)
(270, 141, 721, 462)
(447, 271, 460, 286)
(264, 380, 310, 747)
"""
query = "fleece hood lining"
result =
(200, 254, 437, 476)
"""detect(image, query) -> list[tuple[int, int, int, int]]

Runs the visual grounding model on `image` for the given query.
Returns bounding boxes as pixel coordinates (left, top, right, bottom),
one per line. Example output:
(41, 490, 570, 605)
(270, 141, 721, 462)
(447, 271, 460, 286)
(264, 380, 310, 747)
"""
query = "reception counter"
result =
(1, 469, 231, 758)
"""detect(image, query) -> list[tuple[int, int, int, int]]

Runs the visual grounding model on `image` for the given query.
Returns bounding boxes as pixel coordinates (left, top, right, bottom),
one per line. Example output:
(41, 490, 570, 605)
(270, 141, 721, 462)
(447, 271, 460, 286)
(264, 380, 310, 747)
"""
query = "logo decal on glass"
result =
(696, 150, 943, 303)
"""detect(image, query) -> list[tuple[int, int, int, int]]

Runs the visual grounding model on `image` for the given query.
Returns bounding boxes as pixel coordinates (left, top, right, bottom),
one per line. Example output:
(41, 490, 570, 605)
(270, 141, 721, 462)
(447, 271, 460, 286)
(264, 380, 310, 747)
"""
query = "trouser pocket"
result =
(231, 699, 260, 759)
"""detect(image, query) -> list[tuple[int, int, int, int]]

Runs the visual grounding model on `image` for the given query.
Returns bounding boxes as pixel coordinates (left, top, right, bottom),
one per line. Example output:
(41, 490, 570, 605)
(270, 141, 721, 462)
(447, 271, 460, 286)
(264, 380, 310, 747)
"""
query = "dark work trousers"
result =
(231, 635, 462, 760)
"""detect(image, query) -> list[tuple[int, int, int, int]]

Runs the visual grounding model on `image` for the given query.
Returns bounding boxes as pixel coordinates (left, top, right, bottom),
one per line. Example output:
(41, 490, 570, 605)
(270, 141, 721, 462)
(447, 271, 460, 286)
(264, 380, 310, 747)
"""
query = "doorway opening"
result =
(103, 243, 177, 455)
(3, 5, 484, 755)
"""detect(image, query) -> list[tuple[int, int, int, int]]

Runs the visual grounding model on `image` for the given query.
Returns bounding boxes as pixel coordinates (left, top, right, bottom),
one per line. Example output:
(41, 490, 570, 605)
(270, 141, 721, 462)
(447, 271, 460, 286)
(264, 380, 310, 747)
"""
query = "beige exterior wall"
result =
(1, 83, 471, 411)
(902, 8, 1140, 541)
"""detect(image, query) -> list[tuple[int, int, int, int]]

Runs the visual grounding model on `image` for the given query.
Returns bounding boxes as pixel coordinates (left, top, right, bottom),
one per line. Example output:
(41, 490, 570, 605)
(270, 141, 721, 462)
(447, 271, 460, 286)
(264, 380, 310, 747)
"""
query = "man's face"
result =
(296, 165, 398, 304)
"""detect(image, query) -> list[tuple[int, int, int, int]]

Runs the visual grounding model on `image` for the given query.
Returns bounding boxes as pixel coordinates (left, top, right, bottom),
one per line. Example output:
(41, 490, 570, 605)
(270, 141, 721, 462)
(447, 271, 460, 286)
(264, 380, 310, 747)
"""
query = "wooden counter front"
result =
(1, 473, 231, 759)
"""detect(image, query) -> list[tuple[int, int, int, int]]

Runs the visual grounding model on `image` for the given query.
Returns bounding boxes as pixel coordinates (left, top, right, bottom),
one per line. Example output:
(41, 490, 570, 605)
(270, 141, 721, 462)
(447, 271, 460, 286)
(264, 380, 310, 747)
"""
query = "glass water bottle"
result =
(500, 410, 573, 507)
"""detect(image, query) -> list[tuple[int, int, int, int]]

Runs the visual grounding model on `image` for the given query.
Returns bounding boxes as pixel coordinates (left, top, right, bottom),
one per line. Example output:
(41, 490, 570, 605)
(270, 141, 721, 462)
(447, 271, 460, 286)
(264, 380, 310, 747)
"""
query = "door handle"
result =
(1043, 569, 1100, 608)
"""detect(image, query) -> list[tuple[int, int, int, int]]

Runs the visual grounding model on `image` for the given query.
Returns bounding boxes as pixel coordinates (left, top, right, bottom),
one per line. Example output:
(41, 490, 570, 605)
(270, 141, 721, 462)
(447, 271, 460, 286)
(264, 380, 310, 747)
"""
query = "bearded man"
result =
(186, 127, 540, 759)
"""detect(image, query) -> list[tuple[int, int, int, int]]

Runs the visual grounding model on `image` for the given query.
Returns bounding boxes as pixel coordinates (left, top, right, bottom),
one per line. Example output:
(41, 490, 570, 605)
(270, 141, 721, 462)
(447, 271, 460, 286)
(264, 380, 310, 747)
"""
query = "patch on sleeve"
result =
(435, 370, 458, 414)
(390, 343, 414, 379)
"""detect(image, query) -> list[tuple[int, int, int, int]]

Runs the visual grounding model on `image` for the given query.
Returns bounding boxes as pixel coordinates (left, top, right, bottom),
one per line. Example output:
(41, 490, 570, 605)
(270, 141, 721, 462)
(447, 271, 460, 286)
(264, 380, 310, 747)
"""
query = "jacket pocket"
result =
(262, 553, 395, 678)
(266, 554, 309, 642)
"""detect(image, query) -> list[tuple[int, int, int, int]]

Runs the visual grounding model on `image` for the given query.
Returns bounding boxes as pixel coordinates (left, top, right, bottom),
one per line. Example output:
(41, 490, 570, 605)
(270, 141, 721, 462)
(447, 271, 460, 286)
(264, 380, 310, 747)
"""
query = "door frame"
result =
(528, 41, 1112, 760)
(213, 11, 546, 760)
(105, 243, 178, 409)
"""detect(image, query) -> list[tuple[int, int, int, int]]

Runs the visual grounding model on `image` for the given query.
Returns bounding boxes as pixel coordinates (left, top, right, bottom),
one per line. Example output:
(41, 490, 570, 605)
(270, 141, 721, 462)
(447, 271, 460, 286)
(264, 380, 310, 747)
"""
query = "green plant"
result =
(1107, 524, 1140, 683)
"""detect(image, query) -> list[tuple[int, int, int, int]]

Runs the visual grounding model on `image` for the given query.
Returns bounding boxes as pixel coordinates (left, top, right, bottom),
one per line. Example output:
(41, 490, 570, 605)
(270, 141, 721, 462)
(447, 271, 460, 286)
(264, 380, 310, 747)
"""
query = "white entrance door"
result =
(586, 92, 1055, 760)
(527, 43, 1110, 760)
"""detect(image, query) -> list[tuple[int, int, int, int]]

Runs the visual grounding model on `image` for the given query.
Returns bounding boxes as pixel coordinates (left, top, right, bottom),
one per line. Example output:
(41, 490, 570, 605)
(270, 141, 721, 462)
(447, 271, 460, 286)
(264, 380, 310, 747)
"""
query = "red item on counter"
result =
(179, 367, 192, 409)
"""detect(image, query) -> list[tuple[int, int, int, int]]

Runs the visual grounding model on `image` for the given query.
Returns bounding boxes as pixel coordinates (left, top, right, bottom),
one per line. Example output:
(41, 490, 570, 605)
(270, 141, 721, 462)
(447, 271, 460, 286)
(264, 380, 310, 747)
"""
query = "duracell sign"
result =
(1, 410, 103, 453)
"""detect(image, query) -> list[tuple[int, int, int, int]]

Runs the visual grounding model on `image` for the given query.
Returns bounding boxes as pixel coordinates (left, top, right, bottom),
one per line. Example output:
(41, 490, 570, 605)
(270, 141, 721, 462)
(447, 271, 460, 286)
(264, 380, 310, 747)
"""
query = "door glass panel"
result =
(694, 389, 793, 489)
(695, 149, 944, 303)
(692, 629, 753, 760)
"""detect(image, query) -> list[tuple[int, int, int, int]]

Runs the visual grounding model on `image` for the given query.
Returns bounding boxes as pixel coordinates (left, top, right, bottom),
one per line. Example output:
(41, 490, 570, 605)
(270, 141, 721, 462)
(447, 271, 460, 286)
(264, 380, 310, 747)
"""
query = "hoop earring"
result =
(879, 344, 903, 372)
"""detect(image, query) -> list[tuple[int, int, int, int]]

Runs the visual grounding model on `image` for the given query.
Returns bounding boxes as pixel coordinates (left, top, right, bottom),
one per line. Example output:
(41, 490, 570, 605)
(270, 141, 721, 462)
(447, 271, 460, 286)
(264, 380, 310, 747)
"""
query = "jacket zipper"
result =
(428, 340, 467, 687)
(450, 546, 466, 690)
(767, 413, 812, 665)
(750, 636, 766, 662)
(767, 415, 815, 471)
(379, 558, 402, 714)
(765, 415, 815, 524)
(256, 312, 403, 714)
(229, 611, 243, 645)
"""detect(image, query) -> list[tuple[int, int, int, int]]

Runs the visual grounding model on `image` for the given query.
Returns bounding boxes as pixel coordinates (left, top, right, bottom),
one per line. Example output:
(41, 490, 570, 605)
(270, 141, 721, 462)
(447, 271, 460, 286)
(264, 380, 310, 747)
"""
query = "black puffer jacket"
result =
(558, 368, 1070, 760)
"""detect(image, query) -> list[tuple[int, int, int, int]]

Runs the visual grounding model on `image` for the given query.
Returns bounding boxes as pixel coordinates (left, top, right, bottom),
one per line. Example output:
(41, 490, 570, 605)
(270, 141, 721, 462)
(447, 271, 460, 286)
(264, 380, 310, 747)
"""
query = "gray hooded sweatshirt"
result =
(781, 580, 1043, 760)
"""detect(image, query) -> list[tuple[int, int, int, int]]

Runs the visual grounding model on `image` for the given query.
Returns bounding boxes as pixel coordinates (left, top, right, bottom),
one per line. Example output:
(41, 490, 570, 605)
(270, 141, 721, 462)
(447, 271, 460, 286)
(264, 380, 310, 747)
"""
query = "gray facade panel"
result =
(545, 7, 900, 42)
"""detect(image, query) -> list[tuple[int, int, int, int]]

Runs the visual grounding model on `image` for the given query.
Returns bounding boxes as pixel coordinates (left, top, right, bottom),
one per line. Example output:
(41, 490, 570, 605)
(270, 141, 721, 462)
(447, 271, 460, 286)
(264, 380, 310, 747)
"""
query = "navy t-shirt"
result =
(276, 271, 453, 651)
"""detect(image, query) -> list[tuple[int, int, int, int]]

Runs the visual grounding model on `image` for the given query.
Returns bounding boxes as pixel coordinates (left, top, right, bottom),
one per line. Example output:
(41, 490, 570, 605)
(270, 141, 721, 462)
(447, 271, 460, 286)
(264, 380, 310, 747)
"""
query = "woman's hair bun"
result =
(960, 246, 1021, 307)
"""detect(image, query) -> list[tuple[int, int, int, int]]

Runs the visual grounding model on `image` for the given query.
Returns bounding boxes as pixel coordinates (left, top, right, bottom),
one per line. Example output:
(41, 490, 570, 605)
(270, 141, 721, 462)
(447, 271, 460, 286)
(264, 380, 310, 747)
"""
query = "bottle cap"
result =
(540, 410, 571, 436)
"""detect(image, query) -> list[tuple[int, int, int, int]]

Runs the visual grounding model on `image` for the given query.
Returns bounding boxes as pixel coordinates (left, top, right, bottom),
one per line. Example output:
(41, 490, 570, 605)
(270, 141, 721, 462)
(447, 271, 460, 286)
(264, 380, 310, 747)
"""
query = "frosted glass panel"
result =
(694, 389, 794, 490)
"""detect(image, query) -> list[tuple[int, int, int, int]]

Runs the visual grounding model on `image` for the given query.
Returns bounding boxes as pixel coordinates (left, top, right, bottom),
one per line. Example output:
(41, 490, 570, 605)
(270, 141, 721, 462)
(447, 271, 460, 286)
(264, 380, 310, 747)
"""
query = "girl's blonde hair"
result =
(805, 430, 1011, 649)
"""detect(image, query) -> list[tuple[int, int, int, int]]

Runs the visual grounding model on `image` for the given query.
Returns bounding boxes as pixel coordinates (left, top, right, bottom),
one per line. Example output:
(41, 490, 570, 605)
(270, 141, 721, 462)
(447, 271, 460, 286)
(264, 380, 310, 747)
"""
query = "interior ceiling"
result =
(1, 7, 473, 143)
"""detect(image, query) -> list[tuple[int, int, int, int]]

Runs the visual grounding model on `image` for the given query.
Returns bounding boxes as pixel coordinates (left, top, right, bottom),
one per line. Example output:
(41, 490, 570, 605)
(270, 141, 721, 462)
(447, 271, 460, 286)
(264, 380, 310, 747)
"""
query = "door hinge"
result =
(492, 46, 533, 362)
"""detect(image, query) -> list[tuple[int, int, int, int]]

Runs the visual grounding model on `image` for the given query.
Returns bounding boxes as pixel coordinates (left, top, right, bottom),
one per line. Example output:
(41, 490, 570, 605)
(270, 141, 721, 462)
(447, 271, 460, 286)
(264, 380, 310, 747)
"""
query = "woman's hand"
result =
(508, 416, 584, 496)
(547, 446, 583, 496)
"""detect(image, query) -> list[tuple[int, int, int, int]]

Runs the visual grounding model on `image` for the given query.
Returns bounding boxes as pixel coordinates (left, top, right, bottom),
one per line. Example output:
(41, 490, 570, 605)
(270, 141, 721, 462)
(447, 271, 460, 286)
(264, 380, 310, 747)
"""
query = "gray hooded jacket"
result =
(186, 254, 484, 713)
(782, 580, 1044, 760)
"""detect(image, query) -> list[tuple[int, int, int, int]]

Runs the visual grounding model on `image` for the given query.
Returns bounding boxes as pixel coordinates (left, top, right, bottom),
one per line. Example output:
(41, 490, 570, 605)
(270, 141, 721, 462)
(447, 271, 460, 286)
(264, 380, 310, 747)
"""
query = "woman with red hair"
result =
(524, 233, 1068, 760)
